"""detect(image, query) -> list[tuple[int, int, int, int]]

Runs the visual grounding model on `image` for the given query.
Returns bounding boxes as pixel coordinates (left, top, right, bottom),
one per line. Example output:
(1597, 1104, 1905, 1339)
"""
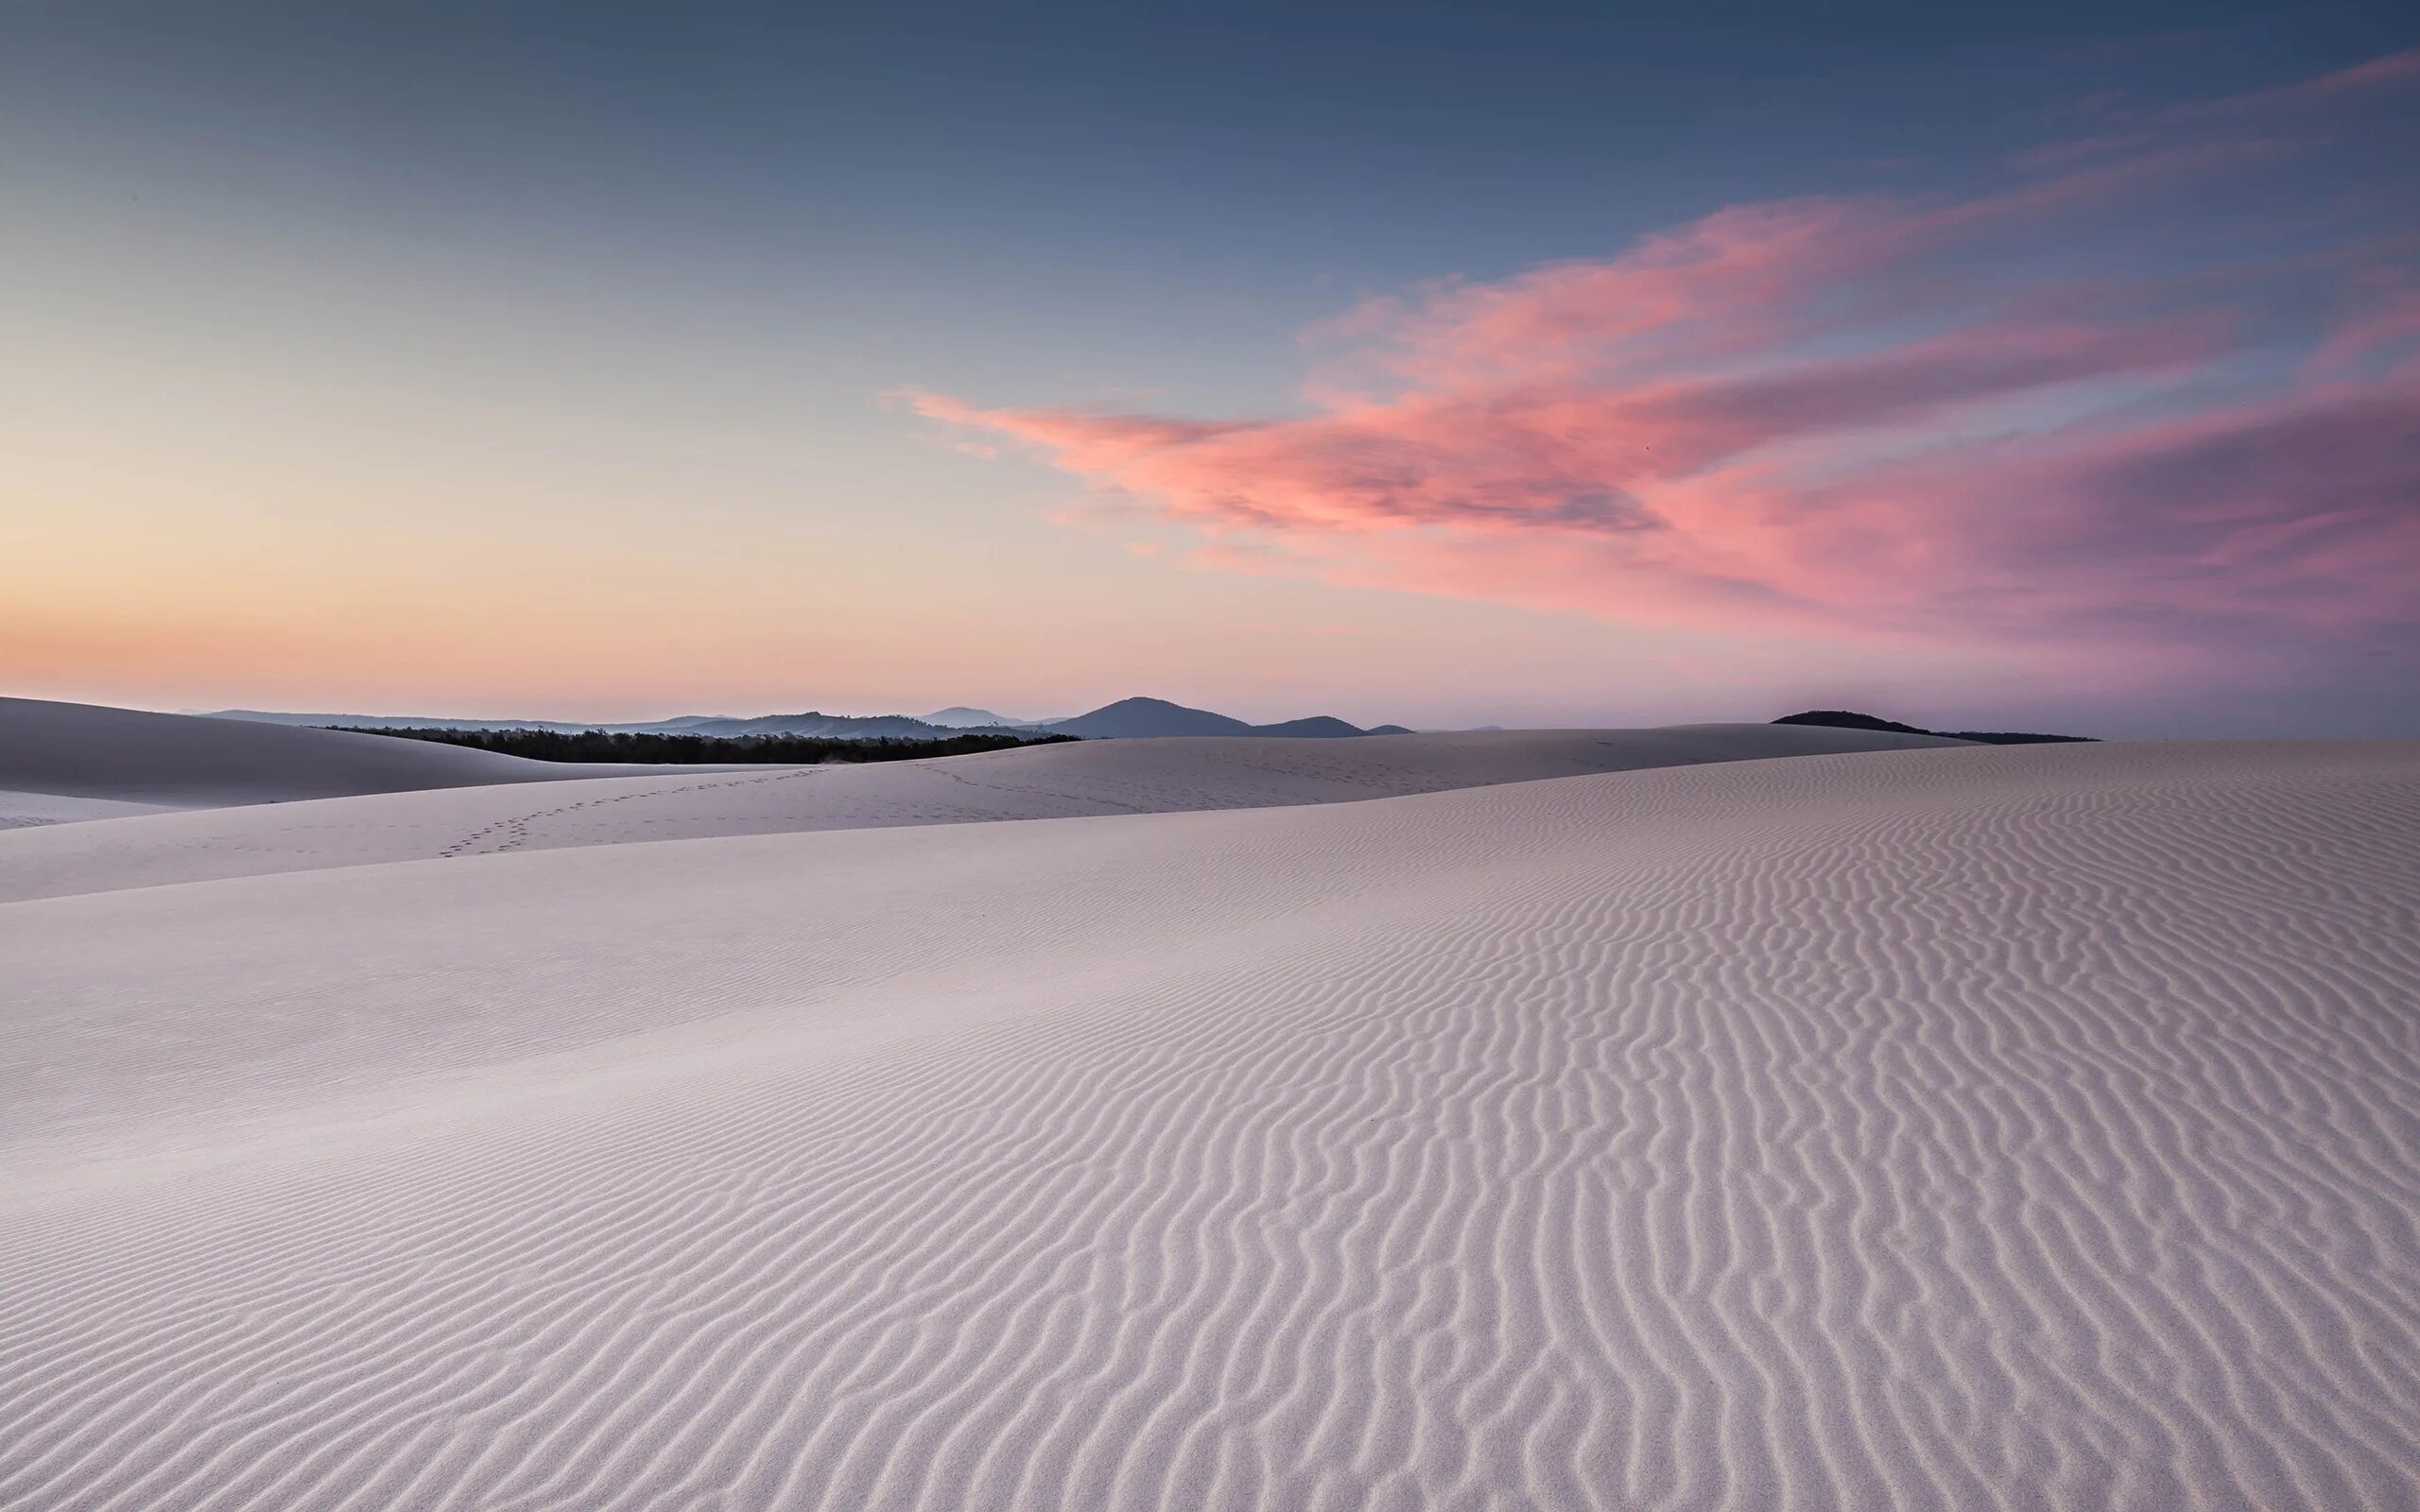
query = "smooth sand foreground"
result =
(3, 737, 2416, 1510)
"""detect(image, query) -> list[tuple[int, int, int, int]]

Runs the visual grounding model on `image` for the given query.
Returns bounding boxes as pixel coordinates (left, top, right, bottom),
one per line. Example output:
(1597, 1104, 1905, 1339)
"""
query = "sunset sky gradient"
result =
(6, 3, 2414, 733)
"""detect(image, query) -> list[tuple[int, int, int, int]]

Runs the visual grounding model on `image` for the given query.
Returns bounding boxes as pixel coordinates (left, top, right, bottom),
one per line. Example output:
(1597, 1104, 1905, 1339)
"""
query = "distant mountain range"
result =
(1772, 710, 2094, 745)
(204, 696, 1416, 742)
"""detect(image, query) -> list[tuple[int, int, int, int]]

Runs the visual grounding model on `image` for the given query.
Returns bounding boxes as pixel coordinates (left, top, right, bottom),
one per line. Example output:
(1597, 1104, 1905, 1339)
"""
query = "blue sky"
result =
(5, 3, 2413, 733)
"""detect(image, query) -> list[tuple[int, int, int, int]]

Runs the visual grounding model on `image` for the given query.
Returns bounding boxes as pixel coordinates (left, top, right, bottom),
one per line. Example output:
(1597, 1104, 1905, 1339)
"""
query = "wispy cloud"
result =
(908, 50, 2420, 690)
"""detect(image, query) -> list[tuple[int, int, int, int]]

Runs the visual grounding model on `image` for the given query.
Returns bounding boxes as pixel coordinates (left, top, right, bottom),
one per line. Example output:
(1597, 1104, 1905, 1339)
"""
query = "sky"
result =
(3, 1, 2414, 735)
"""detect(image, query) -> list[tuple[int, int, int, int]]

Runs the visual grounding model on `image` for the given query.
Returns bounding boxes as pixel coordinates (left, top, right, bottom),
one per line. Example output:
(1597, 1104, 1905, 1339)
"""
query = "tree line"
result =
(332, 726, 1079, 765)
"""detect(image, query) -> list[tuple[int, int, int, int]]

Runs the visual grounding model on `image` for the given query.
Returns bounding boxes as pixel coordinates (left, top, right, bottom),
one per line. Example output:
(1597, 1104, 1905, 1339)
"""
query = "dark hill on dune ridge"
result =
(1774, 710, 2094, 745)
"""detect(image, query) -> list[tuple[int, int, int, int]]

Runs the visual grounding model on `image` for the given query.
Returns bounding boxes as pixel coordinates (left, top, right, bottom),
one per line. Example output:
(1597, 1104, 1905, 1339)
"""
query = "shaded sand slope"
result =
(0, 722, 1958, 902)
(4, 739, 2418, 1510)
(0, 696, 709, 816)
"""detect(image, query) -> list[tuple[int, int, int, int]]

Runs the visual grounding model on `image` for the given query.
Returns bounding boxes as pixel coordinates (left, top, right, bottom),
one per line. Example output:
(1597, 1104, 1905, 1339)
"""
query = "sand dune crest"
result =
(0, 696, 718, 816)
(0, 722, 1960, 902)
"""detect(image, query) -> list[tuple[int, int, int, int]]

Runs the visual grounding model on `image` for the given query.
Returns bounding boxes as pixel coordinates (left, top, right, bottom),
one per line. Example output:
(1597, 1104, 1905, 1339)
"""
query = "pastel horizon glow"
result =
(6, 4, 2414, 735)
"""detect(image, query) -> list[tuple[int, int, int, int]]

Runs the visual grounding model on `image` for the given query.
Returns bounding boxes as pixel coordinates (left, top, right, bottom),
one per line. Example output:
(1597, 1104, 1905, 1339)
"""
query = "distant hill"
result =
(922, 706, 1041, 729)
(1773, 710, 2094, 745)
(1233, 715, 1366, 739)
(1045, 697, 1253, 738)
(1039, 697, 1396, 739)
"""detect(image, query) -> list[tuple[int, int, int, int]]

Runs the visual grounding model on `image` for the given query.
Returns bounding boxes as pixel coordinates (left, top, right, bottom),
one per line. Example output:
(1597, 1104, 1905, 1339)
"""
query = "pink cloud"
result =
(2208, 44, 2420, 111)
(908, 51, 2420, 687)
(2016, 44, 2420, 170)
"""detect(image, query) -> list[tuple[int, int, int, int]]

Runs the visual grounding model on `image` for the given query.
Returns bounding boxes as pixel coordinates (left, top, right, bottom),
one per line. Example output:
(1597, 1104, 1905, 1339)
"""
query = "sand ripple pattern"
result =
(2, 740, 2416, 1510)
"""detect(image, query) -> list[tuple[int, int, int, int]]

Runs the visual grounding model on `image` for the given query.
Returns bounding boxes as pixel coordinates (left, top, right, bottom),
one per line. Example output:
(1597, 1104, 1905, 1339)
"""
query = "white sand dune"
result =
(0, 788, 185, 830)
(0, 696, 707, 818)
(0, 722, 1959, 903)
(4, 737, 2417, 1510)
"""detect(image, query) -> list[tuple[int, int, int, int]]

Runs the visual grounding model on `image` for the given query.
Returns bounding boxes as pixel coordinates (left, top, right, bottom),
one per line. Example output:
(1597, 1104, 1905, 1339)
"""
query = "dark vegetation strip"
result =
(330, 726, 1079, 765)
(1772, 710, 2093, 745)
